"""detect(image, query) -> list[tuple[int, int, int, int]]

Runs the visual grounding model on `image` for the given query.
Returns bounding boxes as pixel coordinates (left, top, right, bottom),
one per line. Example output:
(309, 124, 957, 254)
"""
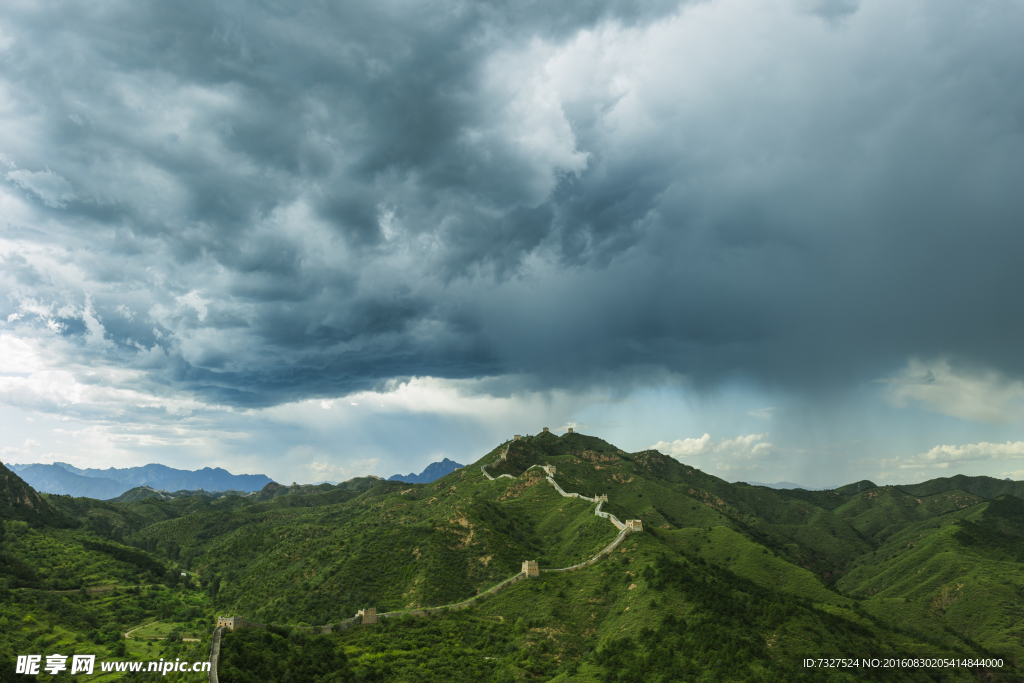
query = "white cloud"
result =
(0, 334, 45, 374)
(652, 432, 774, 460)
(472, 40, 592, 205)
(305, 457, 380, 482)
(718, 433, 775, 457)
(22, 438, 40, 448)
(81, 296, 113, 349)
(881, 358, 1024, 424)
(652, 433, 713, 457)
(5, 167, 76, 208)
(176, 291, 209, 322)
(894, 441, 1024, 470)
(0, 331, 205, 421)
(259, 376, 594, 426)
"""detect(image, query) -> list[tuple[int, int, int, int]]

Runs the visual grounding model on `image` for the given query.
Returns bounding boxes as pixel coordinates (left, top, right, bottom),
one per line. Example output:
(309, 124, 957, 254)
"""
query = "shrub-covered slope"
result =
(5, 434, 1024, 681)
(0, 460, 72, 527)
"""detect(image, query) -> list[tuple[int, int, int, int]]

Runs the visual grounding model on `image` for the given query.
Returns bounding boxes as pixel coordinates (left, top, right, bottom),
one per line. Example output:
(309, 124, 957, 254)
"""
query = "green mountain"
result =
(0, 460, 70, 527)
(108, 485, 246, 503)
(898, 474, 1024, 500)
(3, 436, 1023, 682)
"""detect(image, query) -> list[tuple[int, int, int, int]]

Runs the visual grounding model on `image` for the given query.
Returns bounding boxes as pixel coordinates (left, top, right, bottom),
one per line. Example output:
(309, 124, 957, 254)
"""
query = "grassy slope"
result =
(0, 521, 215, 682)
(837, 498, 1024, 665)
(899, 475, 1024, 500)
(205, 434, 1024, 676)
(131, 455, 625, 625)
(659, 526, 840, 606)
(833, 487, 984, 543)
(224, 532, 994, 682)
(8, 437, 1024, 681)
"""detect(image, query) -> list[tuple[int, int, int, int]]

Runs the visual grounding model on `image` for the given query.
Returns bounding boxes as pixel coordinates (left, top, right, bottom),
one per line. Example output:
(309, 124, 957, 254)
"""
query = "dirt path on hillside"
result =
(125, 622, 157, 639)
(39, 584, 117, 595)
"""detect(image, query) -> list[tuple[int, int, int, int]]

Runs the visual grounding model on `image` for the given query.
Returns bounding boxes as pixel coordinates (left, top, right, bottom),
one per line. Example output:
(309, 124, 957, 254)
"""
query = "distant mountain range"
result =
(5, 462, 273, 500)
(5, 455, 465, 500)
(745, 480, 819, 490)
(0, 460, 70, 527)
(388, 458, 464, 484)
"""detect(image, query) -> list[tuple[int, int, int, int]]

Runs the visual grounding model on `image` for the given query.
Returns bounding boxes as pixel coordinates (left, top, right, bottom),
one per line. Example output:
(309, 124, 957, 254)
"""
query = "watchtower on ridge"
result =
(567, 427, 574, 434)
(356, 608, 378, 625)
(594, 494, 608, 503)
(522, 560, 539, 577)
(217, 616, 243, 631)
(625, 520, 643, 532)
(541, 465, 556, 476)
(542, 427, 550, 433)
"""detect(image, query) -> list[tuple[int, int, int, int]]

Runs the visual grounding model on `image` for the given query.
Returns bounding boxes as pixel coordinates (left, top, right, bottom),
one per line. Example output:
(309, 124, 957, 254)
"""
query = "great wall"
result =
(208, 429, 641, 681)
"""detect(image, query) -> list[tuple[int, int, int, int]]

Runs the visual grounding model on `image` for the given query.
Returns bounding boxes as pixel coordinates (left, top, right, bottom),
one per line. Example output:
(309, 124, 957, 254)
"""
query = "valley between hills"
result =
(3, 430, 1024, 682)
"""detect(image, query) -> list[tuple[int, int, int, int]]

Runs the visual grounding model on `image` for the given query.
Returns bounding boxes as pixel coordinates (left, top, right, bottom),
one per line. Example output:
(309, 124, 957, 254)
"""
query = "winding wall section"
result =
(212, 439, 637, 678)
(208, 626, 224, 683)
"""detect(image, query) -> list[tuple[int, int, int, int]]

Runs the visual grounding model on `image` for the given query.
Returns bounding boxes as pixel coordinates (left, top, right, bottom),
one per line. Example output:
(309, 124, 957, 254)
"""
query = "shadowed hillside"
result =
(4, 436, 1024, 681)
(0, 460, 72, 527)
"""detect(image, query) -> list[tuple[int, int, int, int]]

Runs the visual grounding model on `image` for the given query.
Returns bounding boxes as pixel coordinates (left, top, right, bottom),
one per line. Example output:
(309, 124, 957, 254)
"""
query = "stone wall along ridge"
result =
(594, 500, 625, 530)
(214, 434, 642, 679)
(377, 571, 528, 620)
(208, 626, 224, 683)
(542, 527, 630, 574)
(481, 443, 516, 480)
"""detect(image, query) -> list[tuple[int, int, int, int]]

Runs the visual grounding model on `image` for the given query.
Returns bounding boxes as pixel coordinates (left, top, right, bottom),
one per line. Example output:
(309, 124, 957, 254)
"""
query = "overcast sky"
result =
(2, 0, 1024, 487)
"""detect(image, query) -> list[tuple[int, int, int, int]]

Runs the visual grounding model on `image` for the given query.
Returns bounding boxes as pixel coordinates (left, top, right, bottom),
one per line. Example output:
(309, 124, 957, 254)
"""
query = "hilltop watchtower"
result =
(514, 435, 522, 440)
(522, 560, 539, 577)
(541, 465, 556, 476)
(356, 608, 378, 625)
(567, 427, 574, 434)
(542, 427, 549, 433)
(625, 520, 643, 532)
(217, 616, 243, 632)
(594, 494, 608, 503)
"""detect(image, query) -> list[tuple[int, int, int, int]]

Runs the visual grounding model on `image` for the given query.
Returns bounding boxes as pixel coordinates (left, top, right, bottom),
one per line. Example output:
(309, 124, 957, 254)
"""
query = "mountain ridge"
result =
(9, 461, 273, 499)
(387, 457, 464, 484)
(0, 460, 73, 527)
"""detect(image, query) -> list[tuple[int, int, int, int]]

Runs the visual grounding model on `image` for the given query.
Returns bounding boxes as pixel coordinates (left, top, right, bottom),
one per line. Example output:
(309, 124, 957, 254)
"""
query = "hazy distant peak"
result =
(388, 458, 464, 484)
(745, 481, 815, 490)
(11, 462, 272, 500)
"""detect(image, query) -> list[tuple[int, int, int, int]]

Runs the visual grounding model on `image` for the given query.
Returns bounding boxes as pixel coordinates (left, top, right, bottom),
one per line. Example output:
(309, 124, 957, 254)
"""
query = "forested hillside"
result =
(3, 433, 1023, 682)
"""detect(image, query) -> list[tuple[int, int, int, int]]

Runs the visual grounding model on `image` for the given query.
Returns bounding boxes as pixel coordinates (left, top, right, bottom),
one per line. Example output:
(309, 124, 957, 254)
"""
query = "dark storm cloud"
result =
(2, 0, 1024, 408)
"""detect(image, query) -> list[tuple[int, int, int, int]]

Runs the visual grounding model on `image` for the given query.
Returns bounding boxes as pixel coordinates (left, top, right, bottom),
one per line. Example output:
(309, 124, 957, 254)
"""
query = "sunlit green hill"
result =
(833, 486, 984, 543)
(899, 475, 1024, 500)
(4, 436, 1024, 681)
(1, 463, 212, 682)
